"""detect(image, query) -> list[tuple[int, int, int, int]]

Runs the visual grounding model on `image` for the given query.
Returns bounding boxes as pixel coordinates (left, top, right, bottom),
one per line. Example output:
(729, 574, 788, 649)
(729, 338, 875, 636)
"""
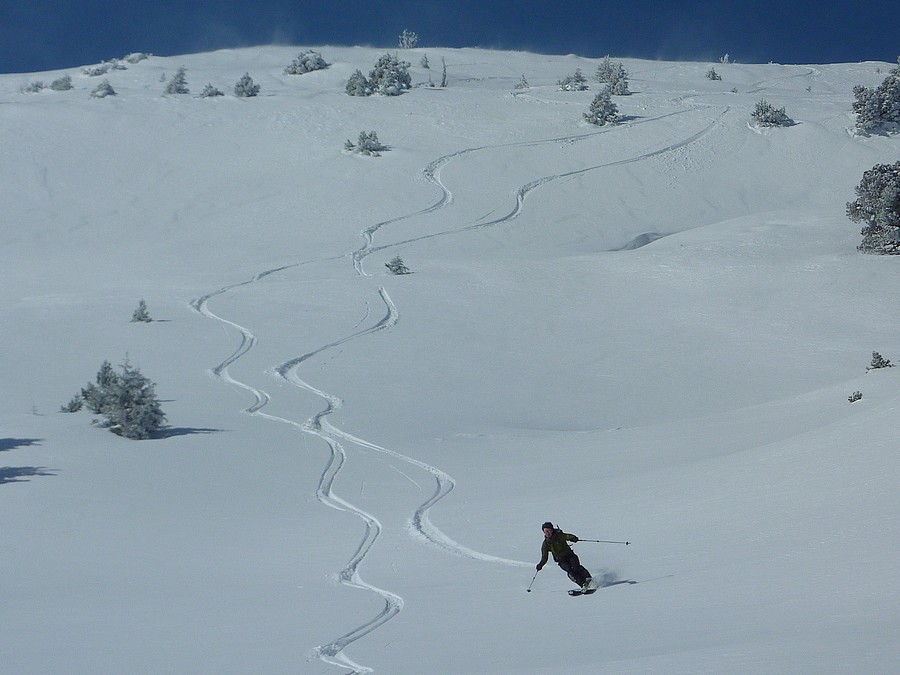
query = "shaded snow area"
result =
(2, 46, 899, 673)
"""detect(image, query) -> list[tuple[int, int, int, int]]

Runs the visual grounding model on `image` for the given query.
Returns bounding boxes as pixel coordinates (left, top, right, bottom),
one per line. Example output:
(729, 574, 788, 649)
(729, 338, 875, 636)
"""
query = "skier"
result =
(536, 521, 593, 590)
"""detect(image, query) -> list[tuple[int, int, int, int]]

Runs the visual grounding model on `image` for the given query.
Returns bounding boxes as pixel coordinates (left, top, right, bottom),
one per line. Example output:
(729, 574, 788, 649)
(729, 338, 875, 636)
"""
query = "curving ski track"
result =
(190, 97, 730, 674)
(353, 105, 728, 274)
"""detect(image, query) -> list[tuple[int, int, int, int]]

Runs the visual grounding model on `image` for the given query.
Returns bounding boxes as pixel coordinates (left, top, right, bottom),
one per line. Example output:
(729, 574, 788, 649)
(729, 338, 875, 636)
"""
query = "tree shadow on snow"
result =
(0, 466, 56, 485)
(0, 438, 43, 452)
(151, 427, 222, 439)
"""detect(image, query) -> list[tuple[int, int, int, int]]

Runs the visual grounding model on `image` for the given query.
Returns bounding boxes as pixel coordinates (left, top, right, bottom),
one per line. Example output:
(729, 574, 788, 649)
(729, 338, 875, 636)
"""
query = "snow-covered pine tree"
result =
(750, 99, 792, 127)
(583, 87, 620, 126)
(595, 56, 627, 84)
(847, 161, 900, 254)
(385, 255, 411, 275)
(81, 360, 119, 414)
(514, 74, 529, 90)
(347, 131, 387, 156)
(346, 69, 373, 96)
(101, 361, 166, 439)
(398, 29, 419, 49)
(200, 83, 224, 98)
(368, 53, 412, 95)
(867, 351, 893, 371)
(60, 394, 83, 413)
(234, 73, 260, 97)
(50, 74, 73, 91)
(164, 67, 189, 94)
(852, 66, 900, 133)
(283, 50, 329, 75)
(707, 68, 722, 81)
(131, 299, 152, 322)
(559, 69, 589, 91)
(90, 80, 116, 98)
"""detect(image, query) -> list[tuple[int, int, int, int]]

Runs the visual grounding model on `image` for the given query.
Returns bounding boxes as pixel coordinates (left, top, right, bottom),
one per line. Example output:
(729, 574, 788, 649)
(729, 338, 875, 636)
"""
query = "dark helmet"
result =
(541, 521, 554, 531)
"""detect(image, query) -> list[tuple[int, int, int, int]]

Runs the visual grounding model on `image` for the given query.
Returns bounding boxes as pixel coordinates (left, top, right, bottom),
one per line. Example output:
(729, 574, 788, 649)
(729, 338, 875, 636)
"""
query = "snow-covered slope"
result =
(2, 46, 898, 674)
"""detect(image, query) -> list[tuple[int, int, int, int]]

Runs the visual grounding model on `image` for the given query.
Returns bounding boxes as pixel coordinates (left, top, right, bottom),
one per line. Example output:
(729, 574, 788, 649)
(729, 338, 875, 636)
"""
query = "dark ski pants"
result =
(558, 552, 591, 586)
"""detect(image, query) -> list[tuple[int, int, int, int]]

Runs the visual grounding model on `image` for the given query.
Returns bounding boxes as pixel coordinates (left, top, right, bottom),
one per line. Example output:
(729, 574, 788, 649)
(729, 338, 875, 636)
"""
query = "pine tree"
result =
(368, 53, 412, 95)
(867, 351, 893, 371)
(346, 69, 372, 96)
(234, 73, 260, 98)
(751, 99, 792, 127)
(200, 83, 224, 98)
(81, 360, 119, 414)
(131, 299, 152, 322)
(852, 64, 900, 133)
(164, 67, 189, 94)
(284, 50, 329, 75)
(102, 361, 166, 439)
(347, 131, 387, 156)
(50, 74, 73, 91)
(90, 80, 116, 98)
(583, 87, 620, 126)
(385, 255, 411, 275)
(559, 69, 589, 91)
(847, 161, 900, 254)
(398, 29, 419, 49)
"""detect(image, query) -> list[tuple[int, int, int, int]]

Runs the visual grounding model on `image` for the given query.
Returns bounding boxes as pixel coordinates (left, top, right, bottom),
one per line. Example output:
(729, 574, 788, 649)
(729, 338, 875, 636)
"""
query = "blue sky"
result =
(1, 1, 897, 74)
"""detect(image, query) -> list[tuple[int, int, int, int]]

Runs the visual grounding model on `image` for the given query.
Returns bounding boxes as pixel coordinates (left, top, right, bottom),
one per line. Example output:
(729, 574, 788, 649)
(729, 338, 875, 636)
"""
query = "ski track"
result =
(189, 96, 729, 674)
(353, 104, 728, 273)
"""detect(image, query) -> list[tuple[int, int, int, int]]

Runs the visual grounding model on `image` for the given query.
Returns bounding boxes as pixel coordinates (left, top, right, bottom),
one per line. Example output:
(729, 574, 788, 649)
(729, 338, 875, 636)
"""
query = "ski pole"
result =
(579, 539, 630, 545)
(526, 569, 540, 592)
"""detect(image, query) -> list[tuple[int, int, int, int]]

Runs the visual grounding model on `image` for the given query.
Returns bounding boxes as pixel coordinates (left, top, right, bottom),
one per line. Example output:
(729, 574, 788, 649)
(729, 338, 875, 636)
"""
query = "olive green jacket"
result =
(538, 530, 578, 566)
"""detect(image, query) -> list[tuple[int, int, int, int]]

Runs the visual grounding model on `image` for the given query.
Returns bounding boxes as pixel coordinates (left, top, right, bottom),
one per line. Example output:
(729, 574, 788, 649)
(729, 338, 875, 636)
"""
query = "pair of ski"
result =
(568, 587, 597, 596)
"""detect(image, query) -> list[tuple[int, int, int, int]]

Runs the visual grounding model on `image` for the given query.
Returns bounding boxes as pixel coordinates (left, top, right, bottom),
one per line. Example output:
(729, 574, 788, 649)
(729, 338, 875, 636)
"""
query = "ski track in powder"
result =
(189, 95, 726, 674)
(352, 104, 728, 274)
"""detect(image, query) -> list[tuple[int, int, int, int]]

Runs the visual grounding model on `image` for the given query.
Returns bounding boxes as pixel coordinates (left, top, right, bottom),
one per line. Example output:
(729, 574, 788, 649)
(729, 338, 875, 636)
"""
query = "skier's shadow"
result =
(599, 579, 639, 588)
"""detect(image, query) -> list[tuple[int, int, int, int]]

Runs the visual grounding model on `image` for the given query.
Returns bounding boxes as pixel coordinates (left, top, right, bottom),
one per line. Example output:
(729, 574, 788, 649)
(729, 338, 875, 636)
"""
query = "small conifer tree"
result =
(164, 67, 189, 94)
(385, 255, 411, 275)
(200, 83, 224, 98)
(751, 99, 792, 127)
(847, 162, 900, 254)
(131, 299, 152, 322)
(867, 351, 894, 371)
(234, 73, 260, 98)
(584, 87, 620, 126)
(559, 69, 589, 91)
(90, 80, 116, 98)
(398, 29, 419, 49)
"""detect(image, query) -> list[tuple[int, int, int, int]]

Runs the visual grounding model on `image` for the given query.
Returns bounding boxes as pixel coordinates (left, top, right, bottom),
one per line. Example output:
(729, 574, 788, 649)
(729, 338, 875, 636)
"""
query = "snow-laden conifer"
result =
(385, 255, 411, 275)
(398, 29, 419, 50)
(131, 299, 152, 322)
(345, 131, 387, 156)
(50, 74, 73, 91)
(164, 67, 189, 95)
(101, 361, 166, 439)
(750, 99, 792, 127)
(200, 83, 224, 98)
(558, 69, 588, 91)
(584, 87, 620, 126)
(81, 360, 118, 414)
(284, 50, 329, 75)
(234, 73, 260, 98)
(853, 65, 900, 133)
(847, 161, 900, 254)
(368, 53, 412, 96)
(345, 69, 372, 97)
(90, 80, 117, 98)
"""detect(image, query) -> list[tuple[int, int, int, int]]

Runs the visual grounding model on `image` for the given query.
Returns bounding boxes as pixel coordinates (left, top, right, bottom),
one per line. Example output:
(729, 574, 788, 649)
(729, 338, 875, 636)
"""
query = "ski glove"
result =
(571, 536, 578, 542)
(536, 563, 544, 571)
